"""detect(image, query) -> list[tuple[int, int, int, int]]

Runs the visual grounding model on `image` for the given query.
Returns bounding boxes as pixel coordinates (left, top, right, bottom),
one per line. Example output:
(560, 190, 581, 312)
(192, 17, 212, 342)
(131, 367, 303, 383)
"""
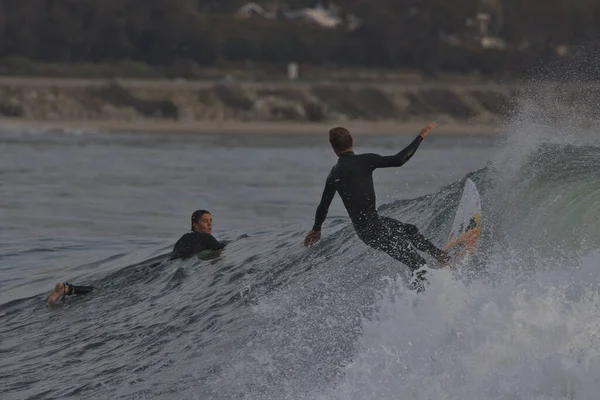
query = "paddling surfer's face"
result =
(193, 213, 213, 234)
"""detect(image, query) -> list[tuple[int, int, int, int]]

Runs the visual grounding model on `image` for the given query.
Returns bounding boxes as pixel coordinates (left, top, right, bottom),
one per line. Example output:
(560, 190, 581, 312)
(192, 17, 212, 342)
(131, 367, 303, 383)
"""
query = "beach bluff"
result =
(0, 77, 593, 134)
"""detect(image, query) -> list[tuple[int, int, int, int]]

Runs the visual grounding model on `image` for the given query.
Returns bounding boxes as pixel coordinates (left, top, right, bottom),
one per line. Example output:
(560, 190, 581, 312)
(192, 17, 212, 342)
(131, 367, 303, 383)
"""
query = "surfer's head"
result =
(191, 210, 212, 234)
(329, 127, 353, 155)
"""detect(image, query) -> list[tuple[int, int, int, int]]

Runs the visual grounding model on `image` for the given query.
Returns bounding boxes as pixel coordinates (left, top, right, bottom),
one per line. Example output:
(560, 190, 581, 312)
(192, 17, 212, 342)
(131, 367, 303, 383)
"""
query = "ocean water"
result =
(1, 116, 599, 399)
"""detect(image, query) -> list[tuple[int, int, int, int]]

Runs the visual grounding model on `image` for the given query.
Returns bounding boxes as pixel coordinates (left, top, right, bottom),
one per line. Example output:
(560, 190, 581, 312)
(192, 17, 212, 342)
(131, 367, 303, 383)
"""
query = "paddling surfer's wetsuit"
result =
(47, 283, 94, 304)
(312, 135, 449, 273)
(171, 231, 225, 260)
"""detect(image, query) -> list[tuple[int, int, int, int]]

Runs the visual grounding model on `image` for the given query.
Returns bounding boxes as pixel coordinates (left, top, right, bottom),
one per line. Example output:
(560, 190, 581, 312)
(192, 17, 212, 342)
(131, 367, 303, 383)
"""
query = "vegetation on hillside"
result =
(0, 0, 598, 79)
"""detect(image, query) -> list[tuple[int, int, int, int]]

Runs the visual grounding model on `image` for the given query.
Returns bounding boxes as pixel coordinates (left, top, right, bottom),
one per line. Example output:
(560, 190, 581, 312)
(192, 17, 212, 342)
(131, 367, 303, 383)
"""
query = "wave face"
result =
(319, 84, 600, 400)
(3, 136, 599, 400)
(2, 94, 600, 399)
(320, 145, 600, 400)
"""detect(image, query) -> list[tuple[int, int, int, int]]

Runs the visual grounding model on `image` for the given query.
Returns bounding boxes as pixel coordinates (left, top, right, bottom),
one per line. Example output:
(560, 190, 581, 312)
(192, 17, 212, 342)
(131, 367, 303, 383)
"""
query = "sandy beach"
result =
(0, 118, 501, 136)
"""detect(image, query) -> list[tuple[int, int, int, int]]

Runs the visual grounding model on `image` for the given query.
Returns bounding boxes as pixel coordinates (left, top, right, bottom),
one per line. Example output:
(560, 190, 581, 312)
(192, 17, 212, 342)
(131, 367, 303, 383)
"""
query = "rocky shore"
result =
(0, 76, 541, 135)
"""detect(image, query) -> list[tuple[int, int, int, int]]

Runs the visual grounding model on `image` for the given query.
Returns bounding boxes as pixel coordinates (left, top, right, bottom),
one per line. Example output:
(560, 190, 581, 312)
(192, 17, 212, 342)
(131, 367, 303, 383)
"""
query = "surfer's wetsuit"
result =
(171, 231, 225, 260)
(46, 282, 94, 304)
(312, 135, 448, 272)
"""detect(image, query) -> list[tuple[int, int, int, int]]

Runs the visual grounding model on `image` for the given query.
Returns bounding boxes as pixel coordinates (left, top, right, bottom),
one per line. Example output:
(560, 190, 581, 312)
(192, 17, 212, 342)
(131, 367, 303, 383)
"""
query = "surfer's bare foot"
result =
(46, 282, 68, 305)
(437, 250, 452, 267)
(447, 242, 469, 262)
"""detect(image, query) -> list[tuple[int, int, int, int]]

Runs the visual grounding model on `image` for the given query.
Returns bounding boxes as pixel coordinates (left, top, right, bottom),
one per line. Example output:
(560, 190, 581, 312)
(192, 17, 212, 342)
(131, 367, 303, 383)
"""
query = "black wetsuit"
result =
(171, 231, 225, 260)
(312, 134, 447, 273)
(67, 284, 94, 296)
(47, 283, 94, 304)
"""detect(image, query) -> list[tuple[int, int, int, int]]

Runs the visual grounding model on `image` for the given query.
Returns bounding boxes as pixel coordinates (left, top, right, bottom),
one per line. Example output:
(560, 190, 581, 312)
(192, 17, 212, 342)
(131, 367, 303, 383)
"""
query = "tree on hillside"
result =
(1, 0, 600, 77)
(339, 0, 477, 71)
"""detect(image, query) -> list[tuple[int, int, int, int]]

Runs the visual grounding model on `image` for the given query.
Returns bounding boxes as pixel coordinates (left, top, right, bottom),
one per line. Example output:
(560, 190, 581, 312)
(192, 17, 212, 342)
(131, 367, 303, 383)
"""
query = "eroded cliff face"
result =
(0, 77, 568, 126)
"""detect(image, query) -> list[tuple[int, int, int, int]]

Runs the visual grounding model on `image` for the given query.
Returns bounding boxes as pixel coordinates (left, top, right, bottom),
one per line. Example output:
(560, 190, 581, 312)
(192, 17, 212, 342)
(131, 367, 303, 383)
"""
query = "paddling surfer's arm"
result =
(367, 122, 436, 169)
(304, 174, 336, 246)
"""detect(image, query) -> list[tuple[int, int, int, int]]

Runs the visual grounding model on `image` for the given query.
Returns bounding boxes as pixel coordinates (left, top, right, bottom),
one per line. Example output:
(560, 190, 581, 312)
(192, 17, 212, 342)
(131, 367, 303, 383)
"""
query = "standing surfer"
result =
(304, 122, 450, 289)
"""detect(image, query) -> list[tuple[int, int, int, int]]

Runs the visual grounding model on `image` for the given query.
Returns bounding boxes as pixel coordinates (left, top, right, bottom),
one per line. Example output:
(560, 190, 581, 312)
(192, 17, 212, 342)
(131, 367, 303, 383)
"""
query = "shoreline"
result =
(0, 119, 501, 136)
(0, 77, 513, 135)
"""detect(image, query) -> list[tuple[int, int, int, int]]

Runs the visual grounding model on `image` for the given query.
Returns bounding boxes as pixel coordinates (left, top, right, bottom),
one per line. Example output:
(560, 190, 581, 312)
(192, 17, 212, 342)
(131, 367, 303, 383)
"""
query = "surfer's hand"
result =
(419, 121, 437, 139)
(304, 230, 321, 247)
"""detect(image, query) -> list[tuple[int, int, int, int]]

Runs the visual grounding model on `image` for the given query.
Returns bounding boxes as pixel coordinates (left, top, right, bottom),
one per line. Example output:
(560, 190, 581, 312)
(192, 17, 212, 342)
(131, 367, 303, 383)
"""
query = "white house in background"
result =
(236, 2, 272, 19)
(236, 2, 360, 30)
(285, 6, 340, 28)
(457, 11, 506, 50)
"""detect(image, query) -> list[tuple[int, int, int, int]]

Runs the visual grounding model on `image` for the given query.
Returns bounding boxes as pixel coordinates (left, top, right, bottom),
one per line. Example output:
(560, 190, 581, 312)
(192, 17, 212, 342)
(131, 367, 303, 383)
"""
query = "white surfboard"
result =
(444, 178, 482, 262)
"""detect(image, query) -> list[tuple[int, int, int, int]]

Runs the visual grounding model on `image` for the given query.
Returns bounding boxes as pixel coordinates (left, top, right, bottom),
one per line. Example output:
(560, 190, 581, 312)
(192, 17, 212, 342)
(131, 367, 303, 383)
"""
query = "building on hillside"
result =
(235, 2, 360, 30)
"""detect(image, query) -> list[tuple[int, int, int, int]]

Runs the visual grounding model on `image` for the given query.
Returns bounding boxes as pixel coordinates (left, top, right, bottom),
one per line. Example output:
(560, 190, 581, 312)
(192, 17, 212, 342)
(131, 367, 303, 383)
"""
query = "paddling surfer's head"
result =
(329, 127, 353, 156)
(191, 210, 213, 234)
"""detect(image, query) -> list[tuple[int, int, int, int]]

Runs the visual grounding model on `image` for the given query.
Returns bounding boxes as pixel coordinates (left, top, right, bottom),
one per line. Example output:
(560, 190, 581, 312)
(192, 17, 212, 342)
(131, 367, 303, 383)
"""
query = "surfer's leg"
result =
(68, 284, 94, 296)
(358, 226, 427, 272)
(381, 217, 450, 264)
(46, 282, 94, 305)
(375, 238, 430, 293)
(357, 225, 429, 292)
(379, 239, 428, 273)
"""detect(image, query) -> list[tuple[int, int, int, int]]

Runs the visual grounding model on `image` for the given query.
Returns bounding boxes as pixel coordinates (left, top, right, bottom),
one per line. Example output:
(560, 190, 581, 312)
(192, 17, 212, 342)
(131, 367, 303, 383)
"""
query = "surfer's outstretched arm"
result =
(367, 122, 436, 169)
(46, 282, 94, 305)
(304, 174, 336, 246)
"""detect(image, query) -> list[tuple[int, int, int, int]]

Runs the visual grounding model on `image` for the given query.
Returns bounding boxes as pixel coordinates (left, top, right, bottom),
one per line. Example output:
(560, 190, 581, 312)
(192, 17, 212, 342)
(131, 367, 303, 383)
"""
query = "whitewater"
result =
(1, 89, 600, 399)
